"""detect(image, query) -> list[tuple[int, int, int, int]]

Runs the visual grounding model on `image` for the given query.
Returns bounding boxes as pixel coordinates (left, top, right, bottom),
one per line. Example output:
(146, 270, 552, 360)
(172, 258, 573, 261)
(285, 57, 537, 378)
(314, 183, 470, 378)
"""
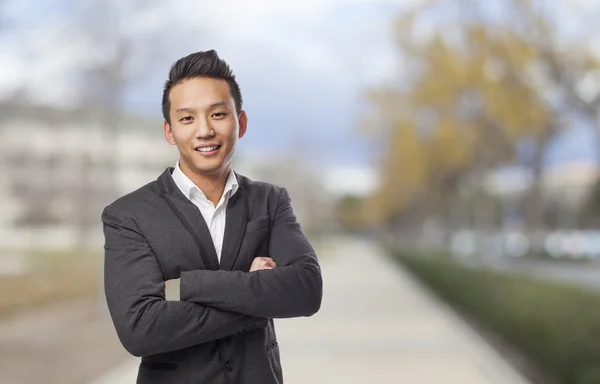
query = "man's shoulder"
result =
(103, 179, 159, 217)
(237, 173, 285, 197)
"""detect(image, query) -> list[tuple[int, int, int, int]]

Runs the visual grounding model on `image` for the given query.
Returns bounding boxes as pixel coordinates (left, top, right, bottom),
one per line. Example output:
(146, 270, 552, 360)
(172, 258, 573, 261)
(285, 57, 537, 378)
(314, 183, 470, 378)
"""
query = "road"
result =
(91, 237, 532, 384)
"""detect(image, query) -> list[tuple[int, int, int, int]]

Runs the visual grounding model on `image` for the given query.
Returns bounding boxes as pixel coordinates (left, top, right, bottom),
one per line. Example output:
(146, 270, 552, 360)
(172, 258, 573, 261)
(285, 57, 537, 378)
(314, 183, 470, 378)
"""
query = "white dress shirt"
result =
(171, 160, 239, 264)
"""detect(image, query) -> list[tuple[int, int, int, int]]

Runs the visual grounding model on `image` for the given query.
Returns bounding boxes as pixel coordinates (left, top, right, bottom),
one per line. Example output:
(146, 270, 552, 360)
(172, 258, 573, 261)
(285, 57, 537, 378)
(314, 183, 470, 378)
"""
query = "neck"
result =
(180, 163, 231, 207)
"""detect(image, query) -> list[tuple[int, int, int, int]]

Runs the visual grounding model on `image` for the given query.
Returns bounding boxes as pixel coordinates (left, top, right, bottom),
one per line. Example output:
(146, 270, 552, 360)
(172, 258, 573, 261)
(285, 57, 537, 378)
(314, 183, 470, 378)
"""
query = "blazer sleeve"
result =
(102, 205, 265, 357)
(179, 187, 323, 319)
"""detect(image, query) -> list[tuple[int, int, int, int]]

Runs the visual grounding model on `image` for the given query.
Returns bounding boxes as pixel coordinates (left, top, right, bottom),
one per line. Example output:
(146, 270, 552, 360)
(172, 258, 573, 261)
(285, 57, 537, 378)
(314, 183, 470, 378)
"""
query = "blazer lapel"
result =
(157, 167, 219, 271)
(219, 183, 248, 271)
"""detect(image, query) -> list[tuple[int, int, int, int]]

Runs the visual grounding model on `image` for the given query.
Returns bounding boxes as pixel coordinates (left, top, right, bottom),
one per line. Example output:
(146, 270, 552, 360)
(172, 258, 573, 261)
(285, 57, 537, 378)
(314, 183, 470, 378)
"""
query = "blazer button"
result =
(225, 361, 233, 372)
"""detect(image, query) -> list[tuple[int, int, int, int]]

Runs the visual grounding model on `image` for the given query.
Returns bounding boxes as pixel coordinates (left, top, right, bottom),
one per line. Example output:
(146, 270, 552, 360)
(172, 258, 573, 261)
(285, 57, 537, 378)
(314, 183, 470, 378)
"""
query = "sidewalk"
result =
(90, 237, 531, 384)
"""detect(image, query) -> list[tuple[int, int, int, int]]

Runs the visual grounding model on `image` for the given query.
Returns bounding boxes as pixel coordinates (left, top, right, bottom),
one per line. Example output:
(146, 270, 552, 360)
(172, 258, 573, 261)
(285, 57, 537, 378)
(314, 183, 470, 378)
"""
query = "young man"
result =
(101, 50, 323, 384)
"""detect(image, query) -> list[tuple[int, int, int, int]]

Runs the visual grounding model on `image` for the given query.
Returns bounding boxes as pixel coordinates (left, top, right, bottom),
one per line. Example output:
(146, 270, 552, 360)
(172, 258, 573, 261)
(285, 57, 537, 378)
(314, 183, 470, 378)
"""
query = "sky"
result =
(0, 0, 414, 198)
(1, 0, 599, 196)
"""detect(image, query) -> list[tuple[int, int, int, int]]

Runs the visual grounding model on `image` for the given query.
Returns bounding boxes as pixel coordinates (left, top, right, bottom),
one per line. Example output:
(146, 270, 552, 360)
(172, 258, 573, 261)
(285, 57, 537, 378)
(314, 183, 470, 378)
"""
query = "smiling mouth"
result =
(195, 145, 221, 153)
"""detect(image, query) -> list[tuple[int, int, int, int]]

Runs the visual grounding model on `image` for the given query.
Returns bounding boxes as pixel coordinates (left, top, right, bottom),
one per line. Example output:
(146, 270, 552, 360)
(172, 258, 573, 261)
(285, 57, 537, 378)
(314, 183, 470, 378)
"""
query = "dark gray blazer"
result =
(101, 167, 323, 384)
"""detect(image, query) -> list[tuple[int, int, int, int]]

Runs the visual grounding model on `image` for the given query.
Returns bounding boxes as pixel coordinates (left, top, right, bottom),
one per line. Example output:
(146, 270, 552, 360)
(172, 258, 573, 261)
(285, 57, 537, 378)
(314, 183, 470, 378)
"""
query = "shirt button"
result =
(225, 361, 233, 372)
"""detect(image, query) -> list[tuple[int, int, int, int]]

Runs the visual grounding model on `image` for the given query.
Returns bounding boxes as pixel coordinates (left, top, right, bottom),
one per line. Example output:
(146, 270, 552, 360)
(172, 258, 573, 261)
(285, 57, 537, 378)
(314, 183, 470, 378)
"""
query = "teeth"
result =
(196, 146, 219, 152)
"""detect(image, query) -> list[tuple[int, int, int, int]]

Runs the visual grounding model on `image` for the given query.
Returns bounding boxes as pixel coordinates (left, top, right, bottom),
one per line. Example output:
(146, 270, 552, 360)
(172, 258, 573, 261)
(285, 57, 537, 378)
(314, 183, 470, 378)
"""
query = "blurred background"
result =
(2, 0, 600, 383)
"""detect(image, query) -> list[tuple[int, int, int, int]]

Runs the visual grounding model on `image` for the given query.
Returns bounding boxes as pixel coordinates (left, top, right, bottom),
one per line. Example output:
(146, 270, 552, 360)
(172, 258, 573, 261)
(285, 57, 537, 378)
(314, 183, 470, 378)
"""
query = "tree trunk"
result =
(523, 129, 553, 235)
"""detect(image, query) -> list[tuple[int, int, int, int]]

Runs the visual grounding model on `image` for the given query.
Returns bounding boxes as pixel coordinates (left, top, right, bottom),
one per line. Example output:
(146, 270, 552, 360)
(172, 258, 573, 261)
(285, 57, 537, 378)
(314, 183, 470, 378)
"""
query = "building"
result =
(0, 102, 336, 250)
(0, 102, 175, 249)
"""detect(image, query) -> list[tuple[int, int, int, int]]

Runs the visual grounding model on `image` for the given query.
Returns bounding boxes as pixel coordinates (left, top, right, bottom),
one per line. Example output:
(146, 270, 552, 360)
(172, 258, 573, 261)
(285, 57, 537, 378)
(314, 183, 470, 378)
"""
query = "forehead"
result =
(169, 77, 234, 109)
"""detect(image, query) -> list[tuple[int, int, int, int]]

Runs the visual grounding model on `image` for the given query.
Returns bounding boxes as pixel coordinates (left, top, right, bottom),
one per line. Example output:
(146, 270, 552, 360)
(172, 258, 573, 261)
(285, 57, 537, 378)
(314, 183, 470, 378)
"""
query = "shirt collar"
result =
(171, 160, 239, 201)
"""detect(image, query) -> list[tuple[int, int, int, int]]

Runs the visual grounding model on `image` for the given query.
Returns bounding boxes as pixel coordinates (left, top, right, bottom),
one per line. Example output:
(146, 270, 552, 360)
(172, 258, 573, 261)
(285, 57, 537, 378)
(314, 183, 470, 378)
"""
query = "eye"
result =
(212, 112, 227, 118)
(180, 116, 194, 122)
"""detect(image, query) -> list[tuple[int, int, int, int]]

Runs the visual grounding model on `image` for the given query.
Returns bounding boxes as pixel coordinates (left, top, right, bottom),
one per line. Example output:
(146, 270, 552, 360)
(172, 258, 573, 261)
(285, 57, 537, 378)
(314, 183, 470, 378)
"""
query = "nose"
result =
(195, 119, 215, 139)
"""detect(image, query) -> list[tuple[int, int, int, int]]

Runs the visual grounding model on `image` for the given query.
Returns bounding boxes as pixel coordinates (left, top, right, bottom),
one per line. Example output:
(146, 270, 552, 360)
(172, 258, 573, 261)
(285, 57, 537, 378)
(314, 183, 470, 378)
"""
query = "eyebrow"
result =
(175, 107, 195, 114)
(175, 102, 229, 114)
(208, 101, 228, 109)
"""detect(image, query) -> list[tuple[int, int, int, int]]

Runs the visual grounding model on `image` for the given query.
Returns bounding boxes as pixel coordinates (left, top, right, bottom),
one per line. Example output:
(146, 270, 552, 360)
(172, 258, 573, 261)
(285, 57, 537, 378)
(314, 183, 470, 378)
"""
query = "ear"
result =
(164, 120, 176, 145)
(238, 110, 248, 139)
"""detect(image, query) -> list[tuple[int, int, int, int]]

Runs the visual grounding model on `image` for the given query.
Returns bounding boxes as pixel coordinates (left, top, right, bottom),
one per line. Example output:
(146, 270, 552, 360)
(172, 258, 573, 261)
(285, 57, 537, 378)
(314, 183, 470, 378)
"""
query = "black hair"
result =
(161, 50, 242, 124)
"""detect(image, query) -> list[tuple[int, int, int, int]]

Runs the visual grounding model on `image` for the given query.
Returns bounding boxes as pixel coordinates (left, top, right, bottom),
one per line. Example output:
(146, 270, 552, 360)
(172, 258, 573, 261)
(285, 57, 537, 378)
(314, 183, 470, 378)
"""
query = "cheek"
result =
(224, 126, 240, 141)
(216, 120, 238, 139)
(172, 127, 194, 144)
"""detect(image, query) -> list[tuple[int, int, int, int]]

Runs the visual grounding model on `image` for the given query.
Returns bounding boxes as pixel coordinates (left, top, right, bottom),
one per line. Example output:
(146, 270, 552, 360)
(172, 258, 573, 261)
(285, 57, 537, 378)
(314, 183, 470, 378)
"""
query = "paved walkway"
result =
(90, 237, 531, 384)
(0, 297, 129, 384)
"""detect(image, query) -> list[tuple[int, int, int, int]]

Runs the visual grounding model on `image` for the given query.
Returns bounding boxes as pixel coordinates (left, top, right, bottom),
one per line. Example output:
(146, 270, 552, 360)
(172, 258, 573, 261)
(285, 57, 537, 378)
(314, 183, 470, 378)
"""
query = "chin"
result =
(181, 153, 229, 175)
(192, 163, 225, 175)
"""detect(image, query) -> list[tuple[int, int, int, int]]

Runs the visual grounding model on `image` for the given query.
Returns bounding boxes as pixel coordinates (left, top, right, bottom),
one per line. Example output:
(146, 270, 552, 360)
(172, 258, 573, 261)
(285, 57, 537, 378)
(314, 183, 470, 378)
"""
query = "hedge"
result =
(393, 250, 600, 384)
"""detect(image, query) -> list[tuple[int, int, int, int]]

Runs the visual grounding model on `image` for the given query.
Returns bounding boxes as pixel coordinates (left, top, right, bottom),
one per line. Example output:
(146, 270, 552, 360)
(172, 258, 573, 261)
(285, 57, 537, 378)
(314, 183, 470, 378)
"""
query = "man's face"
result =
(164, 77, 247, 178)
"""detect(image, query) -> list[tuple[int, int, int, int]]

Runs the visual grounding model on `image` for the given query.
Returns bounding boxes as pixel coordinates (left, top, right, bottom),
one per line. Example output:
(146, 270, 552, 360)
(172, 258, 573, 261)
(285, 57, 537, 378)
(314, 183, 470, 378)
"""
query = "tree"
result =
(363, 0, 600, 235)
(335, 194, 367, 232)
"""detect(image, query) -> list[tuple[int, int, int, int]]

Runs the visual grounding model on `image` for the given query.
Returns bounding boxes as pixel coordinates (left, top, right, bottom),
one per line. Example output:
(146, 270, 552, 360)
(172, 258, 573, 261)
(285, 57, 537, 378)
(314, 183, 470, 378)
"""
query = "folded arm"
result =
(179, 187, 323, 319)
(102, 206, 264, 358)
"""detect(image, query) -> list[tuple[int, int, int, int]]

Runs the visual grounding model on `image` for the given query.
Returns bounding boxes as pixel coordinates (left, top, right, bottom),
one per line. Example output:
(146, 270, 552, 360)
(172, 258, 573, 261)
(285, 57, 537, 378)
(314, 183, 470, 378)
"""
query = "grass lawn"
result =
(0, 248, 102, 318)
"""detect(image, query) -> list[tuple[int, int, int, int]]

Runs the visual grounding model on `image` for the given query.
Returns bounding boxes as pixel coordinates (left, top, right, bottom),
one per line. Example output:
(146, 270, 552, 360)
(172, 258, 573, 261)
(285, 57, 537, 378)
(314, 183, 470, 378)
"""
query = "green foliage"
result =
(334, 194, 369, 231)
(393, 250, 600, 384)
(582, 179, 600, 226)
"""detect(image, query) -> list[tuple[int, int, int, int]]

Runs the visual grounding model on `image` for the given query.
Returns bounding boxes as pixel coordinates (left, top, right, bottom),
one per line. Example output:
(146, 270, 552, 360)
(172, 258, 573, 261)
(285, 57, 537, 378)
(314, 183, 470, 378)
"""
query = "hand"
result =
(250, 256, 276, 272)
